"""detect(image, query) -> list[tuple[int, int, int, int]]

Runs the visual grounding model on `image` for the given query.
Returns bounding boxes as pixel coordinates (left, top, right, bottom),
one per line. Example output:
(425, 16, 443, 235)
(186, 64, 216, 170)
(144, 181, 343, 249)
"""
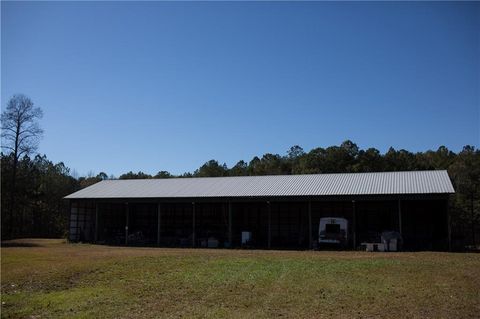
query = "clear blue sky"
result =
(2, 2, 479, 177)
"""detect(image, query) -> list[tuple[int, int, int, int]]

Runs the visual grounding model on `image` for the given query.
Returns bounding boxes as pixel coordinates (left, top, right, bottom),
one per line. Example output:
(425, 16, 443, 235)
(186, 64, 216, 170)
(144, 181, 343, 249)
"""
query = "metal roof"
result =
(65, 170, 454, 199)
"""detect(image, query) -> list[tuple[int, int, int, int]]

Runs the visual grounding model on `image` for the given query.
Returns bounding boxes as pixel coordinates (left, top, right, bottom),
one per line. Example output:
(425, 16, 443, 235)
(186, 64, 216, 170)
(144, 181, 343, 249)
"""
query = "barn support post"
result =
(228, 201, 232, 248)
(192, 202, 196, 248)
(94, 202, 99, 243)
(267, 201, 272, 249)
(447, 198, 452, 251)
(157, 203, 161, 246)
(68, 201, 73, 242)
(352, 200, 356, 249)
(125, 203, 129, 246)
(398, 199, 403, 235)
(76, 202, 80, 242)
(308, 201, 312, 249)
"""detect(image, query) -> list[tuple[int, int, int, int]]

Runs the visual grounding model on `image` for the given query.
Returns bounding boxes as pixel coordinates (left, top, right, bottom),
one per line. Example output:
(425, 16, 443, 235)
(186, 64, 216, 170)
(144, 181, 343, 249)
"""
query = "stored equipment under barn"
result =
(64, 170, 454, 251)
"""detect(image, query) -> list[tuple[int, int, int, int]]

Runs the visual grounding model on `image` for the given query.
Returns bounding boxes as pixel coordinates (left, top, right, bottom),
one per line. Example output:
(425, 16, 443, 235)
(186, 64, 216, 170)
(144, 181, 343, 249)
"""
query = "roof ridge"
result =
(104, 170, 447, 182)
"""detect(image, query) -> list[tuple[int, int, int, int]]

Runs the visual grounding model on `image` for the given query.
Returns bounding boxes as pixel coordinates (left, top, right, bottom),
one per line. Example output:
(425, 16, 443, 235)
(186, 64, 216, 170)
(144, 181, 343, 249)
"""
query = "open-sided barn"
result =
(65, 170, 455, 250)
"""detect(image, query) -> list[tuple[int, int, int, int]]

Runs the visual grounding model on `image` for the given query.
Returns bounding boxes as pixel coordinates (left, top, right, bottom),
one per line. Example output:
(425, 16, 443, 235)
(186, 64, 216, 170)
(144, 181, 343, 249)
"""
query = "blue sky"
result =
(2, 2, 479, 176)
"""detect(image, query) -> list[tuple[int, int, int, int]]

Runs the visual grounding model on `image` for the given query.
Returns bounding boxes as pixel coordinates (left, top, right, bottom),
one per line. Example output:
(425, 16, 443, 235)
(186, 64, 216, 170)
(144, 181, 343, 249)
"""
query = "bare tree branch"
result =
(1, 94, 43, 159)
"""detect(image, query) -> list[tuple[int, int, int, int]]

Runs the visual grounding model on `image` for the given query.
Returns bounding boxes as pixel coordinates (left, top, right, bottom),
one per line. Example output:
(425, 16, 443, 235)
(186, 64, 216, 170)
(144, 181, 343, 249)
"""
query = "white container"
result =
(389, 239, 397, 252)
(241, 231, 252, 245)
(365, 243, 386, 252)
(207, 237, 219, 248)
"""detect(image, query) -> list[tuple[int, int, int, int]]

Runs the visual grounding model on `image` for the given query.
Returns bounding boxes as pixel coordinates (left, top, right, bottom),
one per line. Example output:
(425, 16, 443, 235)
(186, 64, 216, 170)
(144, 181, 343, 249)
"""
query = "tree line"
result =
(1, 95, 479, 248)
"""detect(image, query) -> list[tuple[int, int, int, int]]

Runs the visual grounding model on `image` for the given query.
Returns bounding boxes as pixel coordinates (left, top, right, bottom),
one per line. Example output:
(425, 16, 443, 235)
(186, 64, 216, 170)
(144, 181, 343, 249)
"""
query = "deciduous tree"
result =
(1, 95, 43, 237)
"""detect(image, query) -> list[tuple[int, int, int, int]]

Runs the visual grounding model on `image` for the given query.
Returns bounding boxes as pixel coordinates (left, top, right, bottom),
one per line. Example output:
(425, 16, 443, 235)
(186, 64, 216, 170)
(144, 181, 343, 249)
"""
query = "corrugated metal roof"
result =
(65, 170, 454, 199)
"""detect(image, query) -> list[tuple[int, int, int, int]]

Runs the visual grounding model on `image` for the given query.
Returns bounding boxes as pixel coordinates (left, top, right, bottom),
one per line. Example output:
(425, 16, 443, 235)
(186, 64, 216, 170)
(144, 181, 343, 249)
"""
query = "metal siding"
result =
(64, 170, 455, 199)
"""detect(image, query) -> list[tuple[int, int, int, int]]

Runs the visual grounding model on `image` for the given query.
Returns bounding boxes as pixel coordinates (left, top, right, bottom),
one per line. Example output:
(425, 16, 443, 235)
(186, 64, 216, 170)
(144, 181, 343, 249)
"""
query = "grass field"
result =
(1, 239, 479, 318)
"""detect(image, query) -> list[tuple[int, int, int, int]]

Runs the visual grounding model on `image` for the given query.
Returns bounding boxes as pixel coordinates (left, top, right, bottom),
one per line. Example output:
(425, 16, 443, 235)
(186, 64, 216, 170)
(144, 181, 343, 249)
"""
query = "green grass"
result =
(2, 239, 479, 318)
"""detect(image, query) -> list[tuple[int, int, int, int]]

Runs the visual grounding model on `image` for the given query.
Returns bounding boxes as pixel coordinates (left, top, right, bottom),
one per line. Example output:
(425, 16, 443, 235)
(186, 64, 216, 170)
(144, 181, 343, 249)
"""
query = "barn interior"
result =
(69, 197, 449, 251)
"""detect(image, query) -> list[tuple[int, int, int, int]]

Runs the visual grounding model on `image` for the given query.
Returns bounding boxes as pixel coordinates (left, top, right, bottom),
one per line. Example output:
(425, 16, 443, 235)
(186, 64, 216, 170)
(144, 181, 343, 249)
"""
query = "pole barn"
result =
(65, 170, 454, 251)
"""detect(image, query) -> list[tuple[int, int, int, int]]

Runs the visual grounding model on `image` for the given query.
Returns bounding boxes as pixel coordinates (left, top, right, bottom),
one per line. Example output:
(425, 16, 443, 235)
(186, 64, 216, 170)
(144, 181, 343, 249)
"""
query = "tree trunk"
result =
(9, 119, 20, 239)
(472, 193, 476, 247)
(20, 206, 25, 237)
(9, 155, 18, 239)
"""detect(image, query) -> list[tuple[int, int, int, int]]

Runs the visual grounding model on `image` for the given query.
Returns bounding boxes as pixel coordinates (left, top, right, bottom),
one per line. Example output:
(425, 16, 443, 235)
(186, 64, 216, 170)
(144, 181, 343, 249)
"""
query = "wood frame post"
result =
(192, 202, 196, 248)
(125, 203, 129, 246)
(68, 201, 73, 242)
(95, 202, 99, 243)
(352, 200, 356, 249)
(447, 197, 451, 251)
(308, 201, 312, 249)
(267, 201, 271, 249)
(76, 202, 80, 242)
(228, 201, 232, 248)
(398, 199, 403, 235)
(157, 203, 161, 246)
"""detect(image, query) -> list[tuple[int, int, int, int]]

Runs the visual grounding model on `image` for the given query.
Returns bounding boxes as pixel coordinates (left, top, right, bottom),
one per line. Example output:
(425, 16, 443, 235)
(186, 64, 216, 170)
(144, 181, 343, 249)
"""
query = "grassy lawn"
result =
(1, 239, 479, 318)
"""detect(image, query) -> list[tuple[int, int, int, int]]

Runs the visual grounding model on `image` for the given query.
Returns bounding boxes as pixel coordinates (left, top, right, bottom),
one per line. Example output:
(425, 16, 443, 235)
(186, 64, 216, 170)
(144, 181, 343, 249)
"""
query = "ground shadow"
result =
(1, 242, 42, 247)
